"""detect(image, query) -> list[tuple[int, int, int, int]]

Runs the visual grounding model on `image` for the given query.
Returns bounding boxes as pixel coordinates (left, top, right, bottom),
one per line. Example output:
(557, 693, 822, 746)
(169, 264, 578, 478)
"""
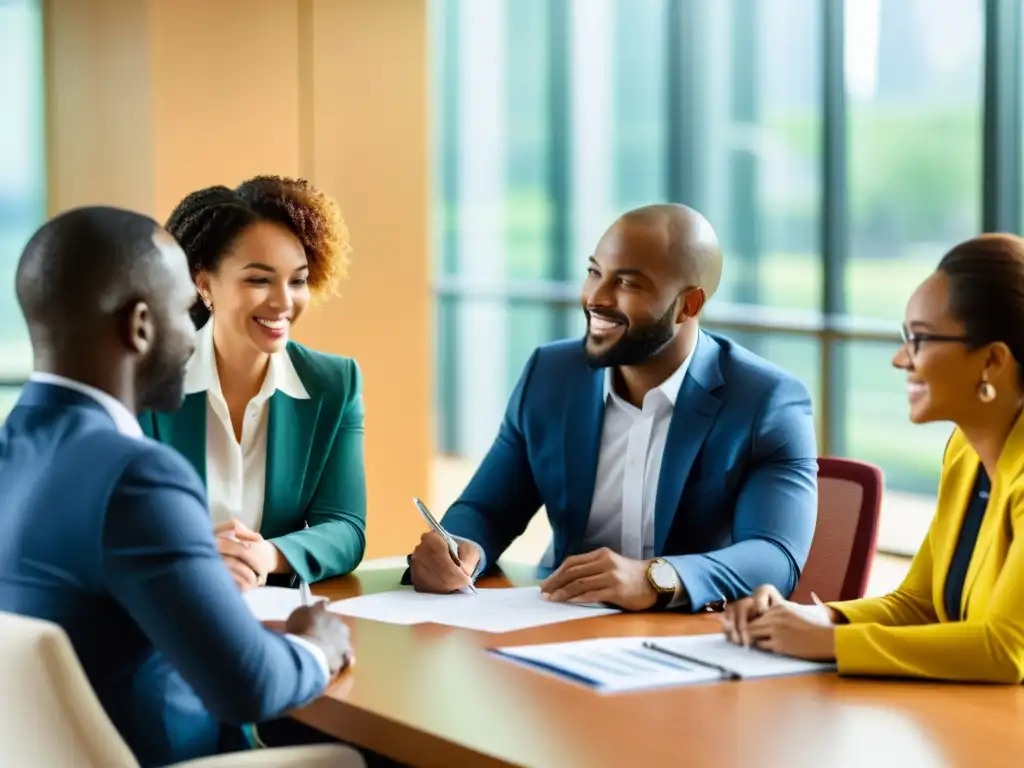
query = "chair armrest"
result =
(173, 744, 366, 768)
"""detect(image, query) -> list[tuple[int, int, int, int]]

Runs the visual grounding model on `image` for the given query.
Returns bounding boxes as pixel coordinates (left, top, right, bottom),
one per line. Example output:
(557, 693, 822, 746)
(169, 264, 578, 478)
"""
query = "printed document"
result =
(493, 634, 834, 693)
(328, 586, 619, 633)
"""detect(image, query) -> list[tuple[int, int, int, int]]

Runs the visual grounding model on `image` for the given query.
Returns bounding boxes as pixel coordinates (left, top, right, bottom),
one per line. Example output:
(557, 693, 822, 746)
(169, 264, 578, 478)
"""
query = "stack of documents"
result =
(492, 633, 835, 693)
(329, 586, 620, 633)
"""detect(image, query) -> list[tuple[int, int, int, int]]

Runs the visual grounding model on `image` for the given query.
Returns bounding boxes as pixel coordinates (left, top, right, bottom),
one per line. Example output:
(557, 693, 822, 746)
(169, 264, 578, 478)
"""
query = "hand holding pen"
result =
(408, 497, 481, 594)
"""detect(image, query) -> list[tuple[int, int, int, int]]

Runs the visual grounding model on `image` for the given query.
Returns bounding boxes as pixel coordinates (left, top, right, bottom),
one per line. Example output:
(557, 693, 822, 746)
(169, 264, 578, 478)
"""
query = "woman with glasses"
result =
(721, 233, 1024, 684)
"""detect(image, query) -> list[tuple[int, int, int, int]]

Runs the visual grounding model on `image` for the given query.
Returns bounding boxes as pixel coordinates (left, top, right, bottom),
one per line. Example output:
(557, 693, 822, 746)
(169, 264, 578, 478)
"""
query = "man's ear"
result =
(123, 300, 154, 356)
(677, 287, 707, 321)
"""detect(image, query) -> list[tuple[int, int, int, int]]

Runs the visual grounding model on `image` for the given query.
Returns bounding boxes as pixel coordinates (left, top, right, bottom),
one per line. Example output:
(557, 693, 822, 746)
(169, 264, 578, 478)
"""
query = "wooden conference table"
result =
(292, 562, 1024, 768)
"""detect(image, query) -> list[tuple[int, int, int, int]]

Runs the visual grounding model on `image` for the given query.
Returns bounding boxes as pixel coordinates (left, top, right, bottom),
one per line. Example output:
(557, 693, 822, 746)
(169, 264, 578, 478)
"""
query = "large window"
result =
(432, 0, 1017, 553)
(0, 0, 45, 419)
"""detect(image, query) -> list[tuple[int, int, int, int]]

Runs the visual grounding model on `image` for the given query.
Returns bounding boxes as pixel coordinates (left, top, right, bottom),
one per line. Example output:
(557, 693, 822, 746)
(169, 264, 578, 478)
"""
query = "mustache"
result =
(586, 309, 628, 325)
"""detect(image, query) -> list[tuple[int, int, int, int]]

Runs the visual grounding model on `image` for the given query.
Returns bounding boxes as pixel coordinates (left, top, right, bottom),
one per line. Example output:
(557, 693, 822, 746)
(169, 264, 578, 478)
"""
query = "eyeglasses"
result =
(900, 324, 970, 356)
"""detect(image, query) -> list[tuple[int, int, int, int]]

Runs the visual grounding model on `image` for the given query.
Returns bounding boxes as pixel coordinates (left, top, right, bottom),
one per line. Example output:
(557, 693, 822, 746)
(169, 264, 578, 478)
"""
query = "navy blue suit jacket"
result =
(0, 383, 326, 767)
(441, 332, 819, 609)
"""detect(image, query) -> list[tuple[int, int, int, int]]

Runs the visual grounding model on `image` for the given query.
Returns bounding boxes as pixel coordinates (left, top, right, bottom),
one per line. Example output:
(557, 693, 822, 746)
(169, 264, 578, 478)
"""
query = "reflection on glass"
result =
(843, 340, 951, 552)
(845, 0, 982, 320)
(0, 0, 44, 379)
(685, 0, 823, 312)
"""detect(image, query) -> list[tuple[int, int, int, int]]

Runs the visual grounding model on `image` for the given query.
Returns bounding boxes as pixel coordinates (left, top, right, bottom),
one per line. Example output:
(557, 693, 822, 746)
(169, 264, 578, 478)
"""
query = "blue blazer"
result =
(0, 383, 326, 767)
(440, 331, 819, 609)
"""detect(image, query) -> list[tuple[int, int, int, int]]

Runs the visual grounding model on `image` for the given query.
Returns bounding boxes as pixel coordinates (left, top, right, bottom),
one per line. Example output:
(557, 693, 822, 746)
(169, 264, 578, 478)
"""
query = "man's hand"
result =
(409, 531, 481, 594)
(214, 519, 282, 591)
(285, 602, 354, 676)
(540, 548, 658, 611)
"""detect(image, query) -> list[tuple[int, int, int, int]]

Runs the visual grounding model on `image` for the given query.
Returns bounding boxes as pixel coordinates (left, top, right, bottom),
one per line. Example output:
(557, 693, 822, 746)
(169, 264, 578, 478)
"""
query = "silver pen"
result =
(412, 497, 478, 594)
(299, 580, 313, 607)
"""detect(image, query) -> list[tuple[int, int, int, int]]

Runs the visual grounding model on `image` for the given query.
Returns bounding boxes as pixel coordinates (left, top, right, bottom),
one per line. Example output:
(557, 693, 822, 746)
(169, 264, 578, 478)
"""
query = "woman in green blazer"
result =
(140, 175, 366, 587)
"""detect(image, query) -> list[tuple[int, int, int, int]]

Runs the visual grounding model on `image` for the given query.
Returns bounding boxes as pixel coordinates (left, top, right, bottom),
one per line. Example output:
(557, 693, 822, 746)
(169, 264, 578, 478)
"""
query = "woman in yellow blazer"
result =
(723, 233, 1024, 684)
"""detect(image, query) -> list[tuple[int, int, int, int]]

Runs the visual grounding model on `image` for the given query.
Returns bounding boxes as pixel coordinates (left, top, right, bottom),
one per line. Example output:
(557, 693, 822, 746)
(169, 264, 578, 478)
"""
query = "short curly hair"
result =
(165, 174, 351, 326)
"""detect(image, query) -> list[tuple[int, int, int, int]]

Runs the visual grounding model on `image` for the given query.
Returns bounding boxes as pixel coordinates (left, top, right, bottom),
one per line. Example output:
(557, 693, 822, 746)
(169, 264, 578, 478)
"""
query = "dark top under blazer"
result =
(140, 341, 367, 583)
(437, 331, 819, 610)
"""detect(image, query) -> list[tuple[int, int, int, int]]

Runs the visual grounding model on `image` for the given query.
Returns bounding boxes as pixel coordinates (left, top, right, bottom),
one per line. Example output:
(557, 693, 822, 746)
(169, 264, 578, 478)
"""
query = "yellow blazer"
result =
(829, 412, 1024, 684)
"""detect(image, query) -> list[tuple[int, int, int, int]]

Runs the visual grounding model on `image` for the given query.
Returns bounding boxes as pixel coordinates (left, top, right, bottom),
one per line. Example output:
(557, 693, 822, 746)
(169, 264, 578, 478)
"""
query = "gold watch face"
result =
(649, 560, 678, 592)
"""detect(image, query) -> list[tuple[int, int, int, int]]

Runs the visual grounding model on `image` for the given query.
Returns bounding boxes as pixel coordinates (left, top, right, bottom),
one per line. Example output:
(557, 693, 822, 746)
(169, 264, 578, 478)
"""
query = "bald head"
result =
(613, 204, 723, 300)
(582, 204, 722, 371)
(17, 206, 179, 347)
(15, 206, 199, 412)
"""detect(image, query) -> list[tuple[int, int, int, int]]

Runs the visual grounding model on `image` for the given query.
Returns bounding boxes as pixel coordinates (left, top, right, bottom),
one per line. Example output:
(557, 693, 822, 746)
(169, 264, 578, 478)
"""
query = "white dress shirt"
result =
(465, 341, 698, 606)
(28, 371, 329, 680)
(534, 345, 695, 606)
(183, 319, 310, 531)
(582, 350, 693, 562)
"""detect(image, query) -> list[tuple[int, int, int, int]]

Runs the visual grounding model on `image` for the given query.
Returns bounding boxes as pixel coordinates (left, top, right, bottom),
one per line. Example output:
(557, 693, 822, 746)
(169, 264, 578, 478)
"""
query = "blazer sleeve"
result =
(271, 360, 367, 582)
(102, 443, 328, 724)
(664, 376, 818, 609)
(830, 497, 1024, 683)
(826, 517, 938, 627)
(826, 428, 956, 628)
(435, 348, 545, 571)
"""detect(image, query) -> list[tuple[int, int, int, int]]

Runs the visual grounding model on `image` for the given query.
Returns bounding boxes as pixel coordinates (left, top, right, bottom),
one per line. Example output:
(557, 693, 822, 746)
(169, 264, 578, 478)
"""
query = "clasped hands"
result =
(215, 519, 281, 591)
(410, 534, 659, 611)
(720, 584, 837, 661)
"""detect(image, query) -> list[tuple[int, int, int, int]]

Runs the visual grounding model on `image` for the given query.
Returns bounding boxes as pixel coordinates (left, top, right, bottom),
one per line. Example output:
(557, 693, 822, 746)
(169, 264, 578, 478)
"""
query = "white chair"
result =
(0, 611, 365, 768)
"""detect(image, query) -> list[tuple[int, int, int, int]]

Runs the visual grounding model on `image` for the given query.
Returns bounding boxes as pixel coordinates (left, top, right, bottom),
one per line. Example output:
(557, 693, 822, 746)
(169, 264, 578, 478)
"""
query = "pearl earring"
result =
(978, 374, 996, 403)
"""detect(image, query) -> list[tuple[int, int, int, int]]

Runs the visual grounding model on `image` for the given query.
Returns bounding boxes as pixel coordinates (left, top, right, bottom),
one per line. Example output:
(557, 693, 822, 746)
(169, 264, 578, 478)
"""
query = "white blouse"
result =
(182, 320, 309, 531)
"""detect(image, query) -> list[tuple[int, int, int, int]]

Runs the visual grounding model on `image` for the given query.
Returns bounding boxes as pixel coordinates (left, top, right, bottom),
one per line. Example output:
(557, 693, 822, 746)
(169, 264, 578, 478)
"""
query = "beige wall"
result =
(44, 0, 430, 558)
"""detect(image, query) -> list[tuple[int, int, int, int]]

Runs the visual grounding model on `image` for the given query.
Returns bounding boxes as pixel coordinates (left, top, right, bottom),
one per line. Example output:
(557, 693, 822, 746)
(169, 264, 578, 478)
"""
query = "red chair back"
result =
(790, 457, 883, 603)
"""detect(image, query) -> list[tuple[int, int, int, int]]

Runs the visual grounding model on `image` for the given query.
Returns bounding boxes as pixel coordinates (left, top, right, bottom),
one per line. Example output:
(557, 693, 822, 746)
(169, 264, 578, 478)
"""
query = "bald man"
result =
(409, 205, 818, 612)
(0, 207, 356, 767)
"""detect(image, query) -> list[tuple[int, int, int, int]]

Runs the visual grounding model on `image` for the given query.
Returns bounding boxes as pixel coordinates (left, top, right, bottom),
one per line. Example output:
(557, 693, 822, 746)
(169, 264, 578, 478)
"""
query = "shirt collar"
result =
(183, 319, 309, 402)
(28, 372, 144, 438)
(602, 332, 699, 408)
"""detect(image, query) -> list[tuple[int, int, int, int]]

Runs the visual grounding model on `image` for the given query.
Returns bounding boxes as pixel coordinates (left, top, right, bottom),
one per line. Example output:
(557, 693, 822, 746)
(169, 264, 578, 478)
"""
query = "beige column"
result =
(44, 0, 430, 559)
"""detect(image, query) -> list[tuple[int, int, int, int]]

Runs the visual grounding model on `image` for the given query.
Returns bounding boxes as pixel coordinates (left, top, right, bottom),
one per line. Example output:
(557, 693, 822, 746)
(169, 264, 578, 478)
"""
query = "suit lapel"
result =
(654, 333, 724, 554)
(153, 393, 208, 485)
(264, 391, 322, 538)
(561, 366, 606, 561)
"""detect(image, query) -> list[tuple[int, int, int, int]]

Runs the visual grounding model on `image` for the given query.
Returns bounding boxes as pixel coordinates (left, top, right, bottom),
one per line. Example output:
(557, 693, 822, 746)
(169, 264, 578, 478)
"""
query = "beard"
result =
(135, 335, 190, 413)
(584, 300, 677, 369)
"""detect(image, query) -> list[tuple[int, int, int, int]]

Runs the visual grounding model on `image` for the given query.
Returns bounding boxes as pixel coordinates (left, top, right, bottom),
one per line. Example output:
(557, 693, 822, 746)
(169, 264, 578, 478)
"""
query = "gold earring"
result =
(201, 293, 212, 311)
(978, 373, 996, 403)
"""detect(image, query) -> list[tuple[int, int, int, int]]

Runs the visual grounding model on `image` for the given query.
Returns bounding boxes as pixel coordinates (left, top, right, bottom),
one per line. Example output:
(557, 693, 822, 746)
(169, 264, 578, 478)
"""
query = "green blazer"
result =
(139, 342, 367, 583)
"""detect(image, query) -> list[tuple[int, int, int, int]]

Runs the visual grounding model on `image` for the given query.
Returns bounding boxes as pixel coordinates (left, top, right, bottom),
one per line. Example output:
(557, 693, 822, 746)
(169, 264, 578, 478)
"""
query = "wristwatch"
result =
(645, 558, 680, 610)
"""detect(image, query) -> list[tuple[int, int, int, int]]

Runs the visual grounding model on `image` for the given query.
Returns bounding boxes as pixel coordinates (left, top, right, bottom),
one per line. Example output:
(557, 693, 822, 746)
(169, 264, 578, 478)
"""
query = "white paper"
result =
(493, 637, 723, 693)
(647, 634, 836, 678)
(243, 586, 326, 622)
(328, 586, 619, 632)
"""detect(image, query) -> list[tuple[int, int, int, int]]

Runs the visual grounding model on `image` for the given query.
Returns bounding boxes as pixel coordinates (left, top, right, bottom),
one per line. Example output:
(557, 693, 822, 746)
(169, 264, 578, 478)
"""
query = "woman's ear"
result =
(193, 271, 212, 306)
(984, 341, 1013, 381)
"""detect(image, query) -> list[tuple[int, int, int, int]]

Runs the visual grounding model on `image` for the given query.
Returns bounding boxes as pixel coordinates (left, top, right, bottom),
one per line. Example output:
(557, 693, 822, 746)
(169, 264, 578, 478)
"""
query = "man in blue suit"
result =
(410, 204, 818, 612)
(0, 207, 352, 767)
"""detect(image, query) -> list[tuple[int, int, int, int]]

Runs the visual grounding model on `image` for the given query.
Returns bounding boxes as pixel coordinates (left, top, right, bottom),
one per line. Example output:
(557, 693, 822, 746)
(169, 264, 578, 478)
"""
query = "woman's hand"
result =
(746, 605, 837, 661)
(214, 519, 285, 590)
(721, 584, 788, 646)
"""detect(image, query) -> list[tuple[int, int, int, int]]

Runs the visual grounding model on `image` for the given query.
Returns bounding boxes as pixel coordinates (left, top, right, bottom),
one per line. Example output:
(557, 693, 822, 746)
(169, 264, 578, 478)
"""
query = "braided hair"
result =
(165, 175, 351, 327)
